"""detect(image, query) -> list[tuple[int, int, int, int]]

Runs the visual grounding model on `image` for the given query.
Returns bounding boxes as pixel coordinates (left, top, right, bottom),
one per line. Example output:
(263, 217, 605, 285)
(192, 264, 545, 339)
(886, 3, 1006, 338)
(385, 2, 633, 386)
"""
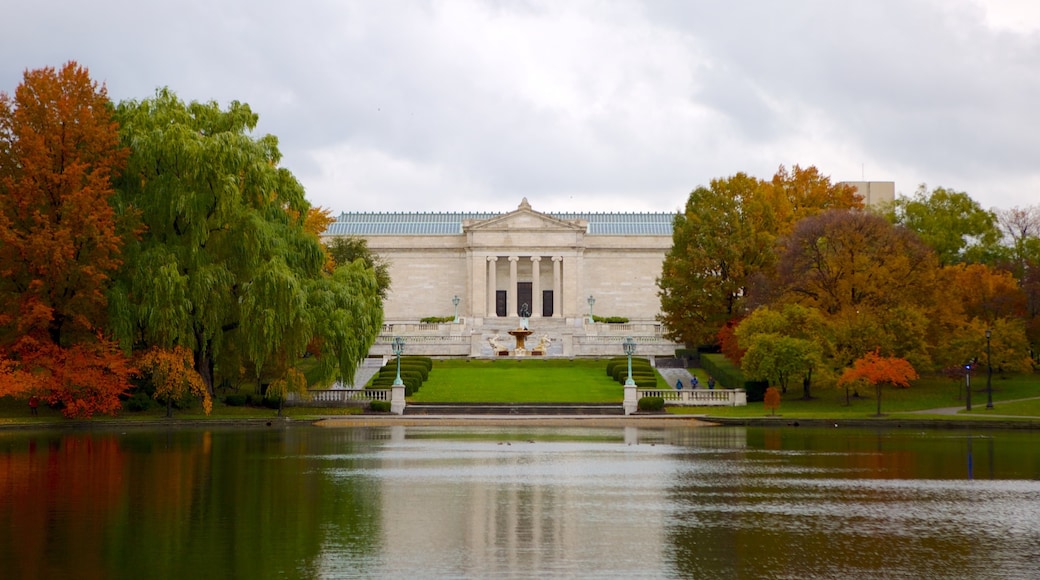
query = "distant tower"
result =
(840, 181, 895, 207)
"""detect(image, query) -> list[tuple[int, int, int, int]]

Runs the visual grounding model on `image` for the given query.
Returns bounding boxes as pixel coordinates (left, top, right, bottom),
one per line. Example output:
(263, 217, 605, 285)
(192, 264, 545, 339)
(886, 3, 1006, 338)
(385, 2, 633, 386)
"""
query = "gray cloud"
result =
(3, 0, 1038, 213)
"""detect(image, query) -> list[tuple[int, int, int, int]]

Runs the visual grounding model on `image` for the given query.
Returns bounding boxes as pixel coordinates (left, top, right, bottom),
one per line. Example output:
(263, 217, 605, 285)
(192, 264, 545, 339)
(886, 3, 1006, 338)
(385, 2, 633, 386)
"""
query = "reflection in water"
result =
(1, 426, 1039, 579)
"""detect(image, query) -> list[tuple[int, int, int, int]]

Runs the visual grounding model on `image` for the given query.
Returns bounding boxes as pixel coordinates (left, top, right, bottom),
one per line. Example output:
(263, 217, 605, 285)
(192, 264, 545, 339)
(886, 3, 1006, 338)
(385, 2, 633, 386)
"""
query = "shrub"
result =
(224, 394, 250, 407)
(369, 400, 391, 413)
(125, 392, 153, 412)
(701, 354, 767, 402)
(420, 316, 454, 324)
(262, 395, 282, 410)
(638, 396, 665, 412)
(592, 315, 629, 324)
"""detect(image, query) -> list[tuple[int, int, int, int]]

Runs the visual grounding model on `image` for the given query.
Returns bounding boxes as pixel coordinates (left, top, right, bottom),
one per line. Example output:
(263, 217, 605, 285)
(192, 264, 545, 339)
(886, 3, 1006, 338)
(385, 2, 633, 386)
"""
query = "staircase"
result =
(404, 403, 624, 415)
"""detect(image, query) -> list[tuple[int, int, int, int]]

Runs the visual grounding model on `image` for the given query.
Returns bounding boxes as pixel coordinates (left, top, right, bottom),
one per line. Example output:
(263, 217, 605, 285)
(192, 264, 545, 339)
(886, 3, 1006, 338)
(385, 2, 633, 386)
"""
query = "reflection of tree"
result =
(0, 429, 383, 578)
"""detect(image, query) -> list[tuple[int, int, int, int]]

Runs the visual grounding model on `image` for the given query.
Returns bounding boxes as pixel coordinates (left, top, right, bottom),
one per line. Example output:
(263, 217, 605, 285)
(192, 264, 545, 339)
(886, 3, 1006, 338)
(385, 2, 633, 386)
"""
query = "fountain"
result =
(507, 303, 533, 355)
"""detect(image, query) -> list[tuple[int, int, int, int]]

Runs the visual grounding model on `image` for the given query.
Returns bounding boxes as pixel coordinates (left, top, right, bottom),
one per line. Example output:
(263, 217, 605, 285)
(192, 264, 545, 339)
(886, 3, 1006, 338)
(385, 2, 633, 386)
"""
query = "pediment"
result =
(463, 198, 586, 233)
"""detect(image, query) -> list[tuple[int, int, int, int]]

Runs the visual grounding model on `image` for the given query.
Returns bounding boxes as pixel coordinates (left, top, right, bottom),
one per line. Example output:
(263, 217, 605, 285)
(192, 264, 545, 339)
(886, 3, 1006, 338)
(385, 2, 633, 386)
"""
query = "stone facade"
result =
(323, 198, 681, 358)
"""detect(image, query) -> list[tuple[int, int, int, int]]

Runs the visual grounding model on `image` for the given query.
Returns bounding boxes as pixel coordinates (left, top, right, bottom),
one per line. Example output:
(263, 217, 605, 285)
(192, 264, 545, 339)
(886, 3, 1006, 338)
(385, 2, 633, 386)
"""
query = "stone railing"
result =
(637, 388, 747, 407)
(286, 388, 390, 405)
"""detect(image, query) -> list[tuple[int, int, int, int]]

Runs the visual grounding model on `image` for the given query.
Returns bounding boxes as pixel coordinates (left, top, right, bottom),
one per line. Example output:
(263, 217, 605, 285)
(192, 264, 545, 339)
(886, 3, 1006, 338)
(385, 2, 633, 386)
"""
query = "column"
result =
(508, 256, 519, 317)
(552, 256, 562, 318)
(530, 256, 542, 318)
(487, 256, 498, 317)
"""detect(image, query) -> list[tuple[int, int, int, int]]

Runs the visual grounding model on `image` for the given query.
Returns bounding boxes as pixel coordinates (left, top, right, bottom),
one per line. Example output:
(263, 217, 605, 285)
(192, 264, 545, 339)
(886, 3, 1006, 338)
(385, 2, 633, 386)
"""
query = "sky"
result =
(3, 0, 1039, 215)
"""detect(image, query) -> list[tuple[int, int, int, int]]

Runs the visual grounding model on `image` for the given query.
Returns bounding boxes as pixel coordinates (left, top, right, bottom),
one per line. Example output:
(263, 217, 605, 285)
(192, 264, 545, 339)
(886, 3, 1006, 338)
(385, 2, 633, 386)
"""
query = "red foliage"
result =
(718, 318, 746, 364)
(2, 333, 134, 418)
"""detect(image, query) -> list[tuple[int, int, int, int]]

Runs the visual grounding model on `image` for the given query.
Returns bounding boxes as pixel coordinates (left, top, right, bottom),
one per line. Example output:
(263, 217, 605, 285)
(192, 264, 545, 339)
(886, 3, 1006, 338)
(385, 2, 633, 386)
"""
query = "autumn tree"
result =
(0, 62, 134, 417)
(886, 185, 1002, 266)
(837, 350, 918, 416)
(110, 89, 383, 396)
(775, 209, 941, 370)
(137, 346, 212, 417)
(659, 166, 861, 347)
(658, 173, 775, 346)
(763, 386, 781, 416)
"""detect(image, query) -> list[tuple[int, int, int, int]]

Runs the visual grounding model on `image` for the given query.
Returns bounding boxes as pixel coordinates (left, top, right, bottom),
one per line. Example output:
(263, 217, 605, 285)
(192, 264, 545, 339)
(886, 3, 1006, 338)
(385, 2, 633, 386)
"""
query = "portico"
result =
(323, 198, 681, 358)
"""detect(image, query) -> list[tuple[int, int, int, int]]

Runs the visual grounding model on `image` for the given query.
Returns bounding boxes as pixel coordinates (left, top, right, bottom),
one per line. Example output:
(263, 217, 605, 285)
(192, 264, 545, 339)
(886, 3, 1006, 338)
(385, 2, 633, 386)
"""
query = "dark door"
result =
(496, 290, 507, 317)
(542, 290, 553, 317)
(517, 282, 532, 317)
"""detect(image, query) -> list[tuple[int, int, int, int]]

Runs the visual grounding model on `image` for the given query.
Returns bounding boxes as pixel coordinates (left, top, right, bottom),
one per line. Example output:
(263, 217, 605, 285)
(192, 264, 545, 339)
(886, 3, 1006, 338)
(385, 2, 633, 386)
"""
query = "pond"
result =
(2, 424, 1039, 579)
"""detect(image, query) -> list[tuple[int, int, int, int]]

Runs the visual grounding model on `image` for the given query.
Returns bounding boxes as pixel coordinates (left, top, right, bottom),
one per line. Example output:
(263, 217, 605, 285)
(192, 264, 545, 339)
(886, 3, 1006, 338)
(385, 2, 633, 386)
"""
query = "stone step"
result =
(403, 403, 624, 416)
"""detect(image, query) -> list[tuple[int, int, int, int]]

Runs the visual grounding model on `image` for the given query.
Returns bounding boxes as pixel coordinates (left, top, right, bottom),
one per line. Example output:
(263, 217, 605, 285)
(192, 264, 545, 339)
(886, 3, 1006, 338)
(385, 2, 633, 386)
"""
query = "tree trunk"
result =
(193, 333, 216, 398)
(875, 383, 883, 416)
(802, 368, 813, 400)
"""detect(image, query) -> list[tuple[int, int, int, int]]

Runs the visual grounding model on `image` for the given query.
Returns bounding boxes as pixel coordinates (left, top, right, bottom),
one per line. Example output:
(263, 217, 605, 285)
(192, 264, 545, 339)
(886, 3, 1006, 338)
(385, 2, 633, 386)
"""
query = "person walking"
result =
(691, 376, 699, 389)
(708, 376, 716, 390)
(29, 395, 39, 417)
(676, 379, 683, 390)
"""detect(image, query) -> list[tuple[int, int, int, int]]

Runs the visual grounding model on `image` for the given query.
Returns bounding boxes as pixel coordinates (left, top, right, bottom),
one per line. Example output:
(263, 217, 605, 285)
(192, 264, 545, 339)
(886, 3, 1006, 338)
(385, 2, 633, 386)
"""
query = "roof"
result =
(325, 211, 676, 236)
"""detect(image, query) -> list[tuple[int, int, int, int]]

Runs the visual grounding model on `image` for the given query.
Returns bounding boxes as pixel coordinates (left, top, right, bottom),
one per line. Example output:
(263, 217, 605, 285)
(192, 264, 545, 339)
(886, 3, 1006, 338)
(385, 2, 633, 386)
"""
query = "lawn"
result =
(669, 373, 1040, 418)
(409, 358, 637, 403)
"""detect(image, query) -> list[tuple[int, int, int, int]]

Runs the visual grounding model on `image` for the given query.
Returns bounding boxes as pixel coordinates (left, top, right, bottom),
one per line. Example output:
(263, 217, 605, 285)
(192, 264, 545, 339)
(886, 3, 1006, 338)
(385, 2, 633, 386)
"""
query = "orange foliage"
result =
(764, 386, 781, 416)
(838, 350, 919, 388)
(940, 263, 1026, 322)
(0, 333, 134, 418)
(0, 62, 132, 418)
(136, 346, 212, 415)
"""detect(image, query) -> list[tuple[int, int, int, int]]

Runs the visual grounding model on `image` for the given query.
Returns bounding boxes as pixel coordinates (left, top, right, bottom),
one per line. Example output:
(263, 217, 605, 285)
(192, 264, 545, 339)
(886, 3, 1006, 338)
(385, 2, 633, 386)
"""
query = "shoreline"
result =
(3, 413, 1040, 431)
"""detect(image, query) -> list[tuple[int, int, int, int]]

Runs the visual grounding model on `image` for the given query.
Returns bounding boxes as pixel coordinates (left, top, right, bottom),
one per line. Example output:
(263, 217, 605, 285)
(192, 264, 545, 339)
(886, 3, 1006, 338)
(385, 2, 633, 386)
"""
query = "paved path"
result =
(909, 395, 1040, 418)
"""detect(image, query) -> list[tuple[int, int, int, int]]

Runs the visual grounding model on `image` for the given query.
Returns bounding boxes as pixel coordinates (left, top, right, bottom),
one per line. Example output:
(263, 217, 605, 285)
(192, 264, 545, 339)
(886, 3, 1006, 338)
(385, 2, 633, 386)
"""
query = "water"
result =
(2, 425, 1039, 579)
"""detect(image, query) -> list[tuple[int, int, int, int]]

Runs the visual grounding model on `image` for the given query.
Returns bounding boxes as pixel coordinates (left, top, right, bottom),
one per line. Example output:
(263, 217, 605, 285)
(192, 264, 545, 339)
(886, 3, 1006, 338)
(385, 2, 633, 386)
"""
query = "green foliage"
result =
(125, 392, 154, 412)
(111, 89, 383, 395)
(637, 396, 665, 412)
(369, 400, 391, 413)
(885, 185, 1002, 266)
(592, 315, 629, 323)
(420, 316, 455, 324)
(324, 236, 391, 299)
(224, 394, 250, 407)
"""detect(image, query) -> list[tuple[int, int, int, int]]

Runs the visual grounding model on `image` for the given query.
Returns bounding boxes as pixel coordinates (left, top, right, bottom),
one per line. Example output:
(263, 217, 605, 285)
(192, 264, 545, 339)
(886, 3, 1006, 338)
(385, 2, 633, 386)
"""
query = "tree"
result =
(137, 346, 212, 417)
(886, 185, 1002, 266)
(838, 351, 919, 416)
(659, 166, 861, 347)
(763, 386, 781, 416)
(110, 89, 383, 395)
(657, 172, 775, 346)
(324, 236, 391, 300)
(775, 209, 942, 370)
(735, 304, 827, 398)
(0, 62, 133, 417)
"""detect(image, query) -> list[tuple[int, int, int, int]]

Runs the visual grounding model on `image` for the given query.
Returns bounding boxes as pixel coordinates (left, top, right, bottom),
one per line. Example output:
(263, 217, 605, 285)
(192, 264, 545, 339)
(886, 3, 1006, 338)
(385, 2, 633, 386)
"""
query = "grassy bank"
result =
(1, 359, 1038, 425)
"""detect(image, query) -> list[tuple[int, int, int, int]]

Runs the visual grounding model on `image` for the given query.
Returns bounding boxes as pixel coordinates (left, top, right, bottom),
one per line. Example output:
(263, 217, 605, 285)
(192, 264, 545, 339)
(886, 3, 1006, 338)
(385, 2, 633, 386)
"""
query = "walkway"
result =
(909, 396, 1040, 418)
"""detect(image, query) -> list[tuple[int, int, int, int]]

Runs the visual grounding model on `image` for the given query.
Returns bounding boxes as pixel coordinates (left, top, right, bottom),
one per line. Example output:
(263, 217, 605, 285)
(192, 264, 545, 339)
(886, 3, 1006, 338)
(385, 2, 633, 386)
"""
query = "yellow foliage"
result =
(137, 346, 212, 414)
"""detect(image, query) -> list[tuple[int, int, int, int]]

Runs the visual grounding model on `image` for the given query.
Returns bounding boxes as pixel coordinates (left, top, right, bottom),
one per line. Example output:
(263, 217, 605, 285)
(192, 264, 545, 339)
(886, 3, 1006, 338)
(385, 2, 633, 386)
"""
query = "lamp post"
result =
(965, 363, 971, 412)
(985, 328, 993, 409)
(587, 295, 596, 324)
(452, 294, 461, 323)
(623, 336, 636, 387)
(392, 336, 405, 386)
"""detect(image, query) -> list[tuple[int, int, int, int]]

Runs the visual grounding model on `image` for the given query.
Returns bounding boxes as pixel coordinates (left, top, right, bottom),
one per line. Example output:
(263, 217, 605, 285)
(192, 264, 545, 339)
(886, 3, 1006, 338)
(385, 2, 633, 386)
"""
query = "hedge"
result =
(700, 353, 767, 402)
(637, 396, 665, 412)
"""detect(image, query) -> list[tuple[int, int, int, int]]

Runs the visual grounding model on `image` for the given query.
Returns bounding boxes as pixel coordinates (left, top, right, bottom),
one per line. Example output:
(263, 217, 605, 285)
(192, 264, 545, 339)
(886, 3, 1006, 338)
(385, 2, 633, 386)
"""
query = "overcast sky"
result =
(4, 0, 1039, 215)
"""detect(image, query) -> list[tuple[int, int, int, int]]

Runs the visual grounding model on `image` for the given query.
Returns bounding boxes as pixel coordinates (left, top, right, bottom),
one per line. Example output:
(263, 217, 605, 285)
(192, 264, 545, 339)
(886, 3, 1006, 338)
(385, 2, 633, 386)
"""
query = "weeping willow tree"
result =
(110, 89, 382, 396)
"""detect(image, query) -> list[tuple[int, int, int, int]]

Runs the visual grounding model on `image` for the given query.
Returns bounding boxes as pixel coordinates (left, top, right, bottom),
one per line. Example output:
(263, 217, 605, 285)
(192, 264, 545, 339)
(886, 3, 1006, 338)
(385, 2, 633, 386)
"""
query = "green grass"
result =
(2, 361, 1037, 424)
(409, 358, 636, 403)
(668, 373, 1040, 418)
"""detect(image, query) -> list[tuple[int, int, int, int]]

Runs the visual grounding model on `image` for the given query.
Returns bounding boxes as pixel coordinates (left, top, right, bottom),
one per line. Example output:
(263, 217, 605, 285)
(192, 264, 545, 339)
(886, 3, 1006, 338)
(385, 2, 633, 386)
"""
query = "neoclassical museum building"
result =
(323, 198, 680, 359)
(322, 183, 893, 361)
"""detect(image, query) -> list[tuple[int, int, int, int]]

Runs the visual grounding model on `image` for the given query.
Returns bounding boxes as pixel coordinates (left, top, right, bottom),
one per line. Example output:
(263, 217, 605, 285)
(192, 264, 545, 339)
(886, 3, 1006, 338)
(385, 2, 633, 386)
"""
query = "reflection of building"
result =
(323, 199, 681, 357)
